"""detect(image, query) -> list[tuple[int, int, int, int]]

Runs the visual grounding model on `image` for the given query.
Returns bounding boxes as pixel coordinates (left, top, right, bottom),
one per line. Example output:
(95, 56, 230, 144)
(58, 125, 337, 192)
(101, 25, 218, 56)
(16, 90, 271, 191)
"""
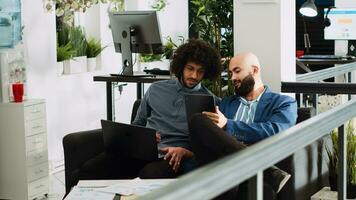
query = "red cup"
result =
(296, 50, 305, 58)
(12, 83, 24, 103)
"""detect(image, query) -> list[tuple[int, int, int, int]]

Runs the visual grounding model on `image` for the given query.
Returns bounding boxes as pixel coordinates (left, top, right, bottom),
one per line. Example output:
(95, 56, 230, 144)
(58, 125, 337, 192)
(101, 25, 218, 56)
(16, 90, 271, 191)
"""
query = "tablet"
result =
(184, 94, 215, 121)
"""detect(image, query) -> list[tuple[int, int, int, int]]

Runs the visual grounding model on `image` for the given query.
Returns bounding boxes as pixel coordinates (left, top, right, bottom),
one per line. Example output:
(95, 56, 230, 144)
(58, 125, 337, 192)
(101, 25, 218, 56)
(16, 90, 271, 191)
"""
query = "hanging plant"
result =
(44, 0, 108, 13)
(43, 0, 124, 25)
(162, 36, 184, 59)
(151, 0, 168, 11)
(109, 0, 125, 12)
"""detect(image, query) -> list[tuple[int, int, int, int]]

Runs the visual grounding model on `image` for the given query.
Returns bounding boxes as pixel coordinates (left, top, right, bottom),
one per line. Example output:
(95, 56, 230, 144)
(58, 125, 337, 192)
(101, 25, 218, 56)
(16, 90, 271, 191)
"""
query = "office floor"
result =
(45, 170, 66, 200)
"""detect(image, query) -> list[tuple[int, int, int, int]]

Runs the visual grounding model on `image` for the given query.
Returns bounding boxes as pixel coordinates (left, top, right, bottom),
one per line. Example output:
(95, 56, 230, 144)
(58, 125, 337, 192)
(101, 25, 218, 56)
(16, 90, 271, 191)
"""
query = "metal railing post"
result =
(348, 72, 352, 100)
(108, 82, 113, 120)
(248, 171, 263, 200)
(337, 125, 347, 200)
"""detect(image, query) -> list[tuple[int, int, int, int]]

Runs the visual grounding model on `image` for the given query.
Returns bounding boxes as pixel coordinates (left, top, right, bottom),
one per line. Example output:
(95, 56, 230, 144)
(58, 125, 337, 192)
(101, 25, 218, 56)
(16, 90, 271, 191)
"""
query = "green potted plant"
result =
(63, 26, 87, 74)
(139, 54, 162, 63)
(57, 42, 75, 75)
(139, 53, 162, 71)
(86, 37, 106, 71)
(346, 123, 356, 198)
(326, 120, 356, 199)
(70, 26, 87, 57)
(189, 0, 233, 97)
(57, 24, 70, 47)
(139, 36, 184, 71)
(57, 43, 74, 62)
(326, 130, 338, 191)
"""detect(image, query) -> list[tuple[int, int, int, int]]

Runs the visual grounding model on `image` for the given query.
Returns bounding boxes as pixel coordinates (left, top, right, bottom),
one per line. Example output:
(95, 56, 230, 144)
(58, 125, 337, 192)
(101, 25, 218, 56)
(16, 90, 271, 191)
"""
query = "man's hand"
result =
(159, 147, 193, 172)
(202, 106, 228, 128)
(155, 132, 161, 143)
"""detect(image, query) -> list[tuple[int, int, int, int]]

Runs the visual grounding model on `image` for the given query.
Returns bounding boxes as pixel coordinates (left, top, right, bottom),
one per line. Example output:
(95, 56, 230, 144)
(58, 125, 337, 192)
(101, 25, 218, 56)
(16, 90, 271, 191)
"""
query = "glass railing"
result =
(138, 98, 356, 200)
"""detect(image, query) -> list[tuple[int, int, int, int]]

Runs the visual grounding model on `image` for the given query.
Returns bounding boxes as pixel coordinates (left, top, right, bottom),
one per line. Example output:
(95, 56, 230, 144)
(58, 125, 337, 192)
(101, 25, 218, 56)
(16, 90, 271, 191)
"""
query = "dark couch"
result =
(63, 100, 142, 194)
(63, 103, 327, 199)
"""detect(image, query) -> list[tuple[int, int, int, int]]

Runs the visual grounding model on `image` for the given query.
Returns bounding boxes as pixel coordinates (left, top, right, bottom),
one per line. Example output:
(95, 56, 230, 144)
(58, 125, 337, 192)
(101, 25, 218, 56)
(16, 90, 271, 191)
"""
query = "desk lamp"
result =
(299, 0, 318, 17)
(299, 0, 318, 54)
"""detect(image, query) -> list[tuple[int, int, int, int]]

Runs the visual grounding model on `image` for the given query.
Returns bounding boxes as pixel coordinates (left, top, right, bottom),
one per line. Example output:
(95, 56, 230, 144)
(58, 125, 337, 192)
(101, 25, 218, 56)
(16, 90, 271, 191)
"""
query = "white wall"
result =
(22, 0, 107, 166)
(130, 0, 189, 48)
(21, 0, 188, 166)
(335, 0, 356, 8)
(234, 0, 296, 92)
(83, 5, 101, 39)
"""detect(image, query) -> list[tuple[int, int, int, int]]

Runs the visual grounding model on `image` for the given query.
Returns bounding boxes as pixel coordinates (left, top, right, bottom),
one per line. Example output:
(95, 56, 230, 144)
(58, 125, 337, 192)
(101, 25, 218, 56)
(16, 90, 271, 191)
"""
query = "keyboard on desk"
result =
(144, 69, 170, 75)
(110, 73, 155, 77)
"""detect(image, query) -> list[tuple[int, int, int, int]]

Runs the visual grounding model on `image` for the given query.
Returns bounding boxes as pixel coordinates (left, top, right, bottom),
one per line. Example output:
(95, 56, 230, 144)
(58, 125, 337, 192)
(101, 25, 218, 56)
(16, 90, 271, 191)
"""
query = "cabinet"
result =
(0, 99, 49, 200)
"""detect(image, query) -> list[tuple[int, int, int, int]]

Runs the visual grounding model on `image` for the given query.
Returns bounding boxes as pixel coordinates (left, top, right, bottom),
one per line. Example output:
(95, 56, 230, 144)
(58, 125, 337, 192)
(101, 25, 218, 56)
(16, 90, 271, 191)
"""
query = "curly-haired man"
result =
(132, 39, 222, 178)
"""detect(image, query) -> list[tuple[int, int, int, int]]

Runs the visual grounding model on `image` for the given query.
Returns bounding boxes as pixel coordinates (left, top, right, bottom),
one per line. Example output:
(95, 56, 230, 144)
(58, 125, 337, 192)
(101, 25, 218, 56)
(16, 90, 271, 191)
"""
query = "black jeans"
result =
(189, 114, 277, 200)
(138, 156, 198, 179)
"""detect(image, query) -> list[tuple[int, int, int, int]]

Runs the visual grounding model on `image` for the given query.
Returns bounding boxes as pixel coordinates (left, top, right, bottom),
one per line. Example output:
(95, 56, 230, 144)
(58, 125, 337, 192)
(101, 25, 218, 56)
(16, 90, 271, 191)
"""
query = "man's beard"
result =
(234, 74, 255, 97)
(181, 76, 199, 88)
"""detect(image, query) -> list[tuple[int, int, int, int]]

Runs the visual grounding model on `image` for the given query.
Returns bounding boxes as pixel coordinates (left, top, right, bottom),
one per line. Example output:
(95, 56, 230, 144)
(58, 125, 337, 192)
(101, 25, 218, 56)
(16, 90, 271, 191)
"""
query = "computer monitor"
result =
(324, 8, 356, 40)
(108, 11, 163, 75)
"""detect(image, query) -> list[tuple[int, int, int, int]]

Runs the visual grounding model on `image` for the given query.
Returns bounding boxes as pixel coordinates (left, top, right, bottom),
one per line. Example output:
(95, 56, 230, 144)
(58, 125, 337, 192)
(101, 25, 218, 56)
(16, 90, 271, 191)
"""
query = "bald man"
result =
(188, 53, 297, 199)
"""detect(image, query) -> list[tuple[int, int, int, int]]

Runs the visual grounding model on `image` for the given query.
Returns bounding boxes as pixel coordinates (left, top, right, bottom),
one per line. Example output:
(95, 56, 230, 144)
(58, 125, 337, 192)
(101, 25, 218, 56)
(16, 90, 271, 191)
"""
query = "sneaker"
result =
(265, 166, 291, 193)
(274, 170, 291, 193)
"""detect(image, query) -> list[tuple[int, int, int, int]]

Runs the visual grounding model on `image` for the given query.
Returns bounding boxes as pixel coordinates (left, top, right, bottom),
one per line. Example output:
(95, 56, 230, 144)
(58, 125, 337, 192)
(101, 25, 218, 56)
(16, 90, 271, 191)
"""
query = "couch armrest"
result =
(63, 129, 104, 193)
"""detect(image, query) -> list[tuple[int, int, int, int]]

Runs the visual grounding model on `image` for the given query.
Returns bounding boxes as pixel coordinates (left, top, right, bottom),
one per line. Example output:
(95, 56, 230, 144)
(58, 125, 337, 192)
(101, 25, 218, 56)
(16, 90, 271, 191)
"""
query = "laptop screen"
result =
(101, 120, 158, 161)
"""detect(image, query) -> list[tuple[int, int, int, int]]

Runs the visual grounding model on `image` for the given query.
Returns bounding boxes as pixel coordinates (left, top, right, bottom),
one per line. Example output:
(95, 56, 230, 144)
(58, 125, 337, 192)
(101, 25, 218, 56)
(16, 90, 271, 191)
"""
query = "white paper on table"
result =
(64, 186, 115, 200)
(95, 178, 167, 196)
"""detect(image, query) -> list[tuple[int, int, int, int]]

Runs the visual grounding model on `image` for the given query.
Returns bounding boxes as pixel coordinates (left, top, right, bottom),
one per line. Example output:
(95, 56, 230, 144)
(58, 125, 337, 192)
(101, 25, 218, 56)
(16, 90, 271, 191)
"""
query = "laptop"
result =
(184, 94, 216, 121)
(101, 120, 158, 161)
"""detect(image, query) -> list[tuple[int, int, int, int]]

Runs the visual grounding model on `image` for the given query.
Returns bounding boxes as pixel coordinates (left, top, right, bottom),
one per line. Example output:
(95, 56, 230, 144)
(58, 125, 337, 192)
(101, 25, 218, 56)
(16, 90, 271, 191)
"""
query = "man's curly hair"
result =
(170, 39, 221, 80)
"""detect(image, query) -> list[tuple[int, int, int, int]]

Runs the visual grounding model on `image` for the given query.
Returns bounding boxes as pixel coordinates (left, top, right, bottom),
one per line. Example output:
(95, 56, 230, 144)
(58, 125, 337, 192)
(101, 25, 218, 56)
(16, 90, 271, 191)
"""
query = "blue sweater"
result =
(219, 87, 297, 144)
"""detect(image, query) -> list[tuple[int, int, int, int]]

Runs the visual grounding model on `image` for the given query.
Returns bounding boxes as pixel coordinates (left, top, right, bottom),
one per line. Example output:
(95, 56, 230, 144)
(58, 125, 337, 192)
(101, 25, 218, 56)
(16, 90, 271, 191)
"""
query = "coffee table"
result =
(67, 179, 175, 200)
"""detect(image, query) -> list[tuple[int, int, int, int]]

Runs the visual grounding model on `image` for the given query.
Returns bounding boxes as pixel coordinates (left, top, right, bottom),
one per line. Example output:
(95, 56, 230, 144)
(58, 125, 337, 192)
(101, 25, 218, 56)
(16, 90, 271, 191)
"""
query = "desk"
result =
(74, 179, 175, 200)
(310, 187, 337, 200)
(93, 75, 171, 120)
